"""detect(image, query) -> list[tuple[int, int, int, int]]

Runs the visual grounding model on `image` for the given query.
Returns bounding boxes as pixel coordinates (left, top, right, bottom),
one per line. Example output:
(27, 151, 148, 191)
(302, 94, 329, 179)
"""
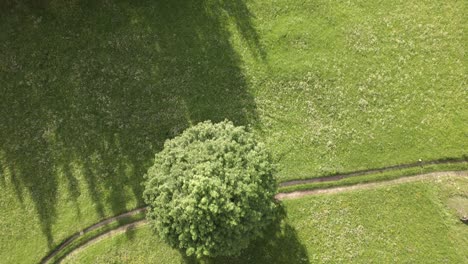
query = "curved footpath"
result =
(39, 208, 146, 264)
(63, 220, 148, 260)
(41, 162, 467, 263)
(278, 159, 467, 187)
(276, 170, 467, 199)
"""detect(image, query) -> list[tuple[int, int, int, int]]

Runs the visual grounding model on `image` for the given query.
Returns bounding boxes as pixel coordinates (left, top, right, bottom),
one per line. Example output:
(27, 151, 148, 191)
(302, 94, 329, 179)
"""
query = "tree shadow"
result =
(180, 204, 310, 264)
(0, 0, 264, 249)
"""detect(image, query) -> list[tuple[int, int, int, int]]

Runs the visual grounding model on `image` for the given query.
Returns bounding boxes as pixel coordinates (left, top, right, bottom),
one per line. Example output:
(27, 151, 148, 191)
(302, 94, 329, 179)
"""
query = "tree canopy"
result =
(143, 120, 277, 258)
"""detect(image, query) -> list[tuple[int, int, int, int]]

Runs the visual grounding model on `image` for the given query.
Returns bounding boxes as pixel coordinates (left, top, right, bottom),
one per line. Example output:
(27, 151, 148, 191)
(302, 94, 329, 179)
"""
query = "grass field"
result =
(62, 176, 468, 263)
(0, 0, 466, 263)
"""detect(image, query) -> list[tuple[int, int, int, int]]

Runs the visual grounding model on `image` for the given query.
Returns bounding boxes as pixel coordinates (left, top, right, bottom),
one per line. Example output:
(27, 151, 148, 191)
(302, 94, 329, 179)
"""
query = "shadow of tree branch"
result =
(0, 0, 264, 251)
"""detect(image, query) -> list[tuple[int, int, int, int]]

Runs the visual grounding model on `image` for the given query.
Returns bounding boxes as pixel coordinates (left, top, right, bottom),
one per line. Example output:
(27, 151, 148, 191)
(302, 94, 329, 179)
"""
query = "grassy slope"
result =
(0, 0, 466, 263)
(62, 176, 468, 263)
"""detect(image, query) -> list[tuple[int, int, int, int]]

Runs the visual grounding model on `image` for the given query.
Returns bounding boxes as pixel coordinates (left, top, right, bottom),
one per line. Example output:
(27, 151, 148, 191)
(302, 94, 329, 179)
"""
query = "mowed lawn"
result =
(62, 176, 468, 263)
(0, 0, 466, 263)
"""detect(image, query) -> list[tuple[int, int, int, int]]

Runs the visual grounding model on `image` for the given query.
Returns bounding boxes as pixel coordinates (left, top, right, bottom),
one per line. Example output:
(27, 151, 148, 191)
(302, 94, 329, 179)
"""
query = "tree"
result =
(143, 120, 277, 259)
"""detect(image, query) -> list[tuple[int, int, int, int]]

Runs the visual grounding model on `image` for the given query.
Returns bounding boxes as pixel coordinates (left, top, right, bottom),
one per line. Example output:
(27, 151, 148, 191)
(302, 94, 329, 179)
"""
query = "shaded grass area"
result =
(0, 0, 259, 263)
(0, 0, 466, 263)
(62, 177, 468, 263)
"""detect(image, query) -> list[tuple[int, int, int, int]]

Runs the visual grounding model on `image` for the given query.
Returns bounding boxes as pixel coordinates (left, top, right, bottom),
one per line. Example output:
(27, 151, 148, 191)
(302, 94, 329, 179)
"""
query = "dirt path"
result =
(275, 170, 468, 199)
(43, 167, 467, 263)
(40, 208, 146, 264)
(64, 220, 148, 260)
(279, 159, 467, 187)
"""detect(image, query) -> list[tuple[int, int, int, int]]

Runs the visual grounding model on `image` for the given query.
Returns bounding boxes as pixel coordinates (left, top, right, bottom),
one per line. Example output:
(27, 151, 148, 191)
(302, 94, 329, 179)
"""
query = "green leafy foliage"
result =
(143, 120, 277, 258)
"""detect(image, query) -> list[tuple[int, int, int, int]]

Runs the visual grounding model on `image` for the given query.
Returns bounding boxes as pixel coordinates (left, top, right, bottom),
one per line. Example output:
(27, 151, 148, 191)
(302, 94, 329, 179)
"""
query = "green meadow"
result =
(0, 0, 466, 263)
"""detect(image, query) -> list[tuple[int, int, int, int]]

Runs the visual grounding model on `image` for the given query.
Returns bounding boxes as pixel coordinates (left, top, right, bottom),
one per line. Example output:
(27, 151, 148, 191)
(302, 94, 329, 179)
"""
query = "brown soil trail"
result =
(41, 165, 467, 263)
(64, 220, 148, 260)
(40, 208, 146, 264)
(275, 170, 468, 199)
(279, 159, 467, 187)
